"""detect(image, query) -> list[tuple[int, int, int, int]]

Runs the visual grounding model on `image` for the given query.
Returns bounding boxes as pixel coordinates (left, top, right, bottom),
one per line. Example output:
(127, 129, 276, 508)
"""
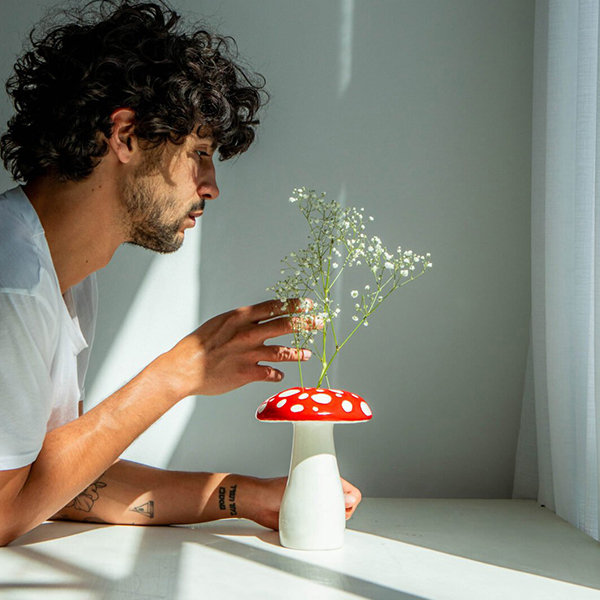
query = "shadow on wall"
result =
(85, 246, 155, 393)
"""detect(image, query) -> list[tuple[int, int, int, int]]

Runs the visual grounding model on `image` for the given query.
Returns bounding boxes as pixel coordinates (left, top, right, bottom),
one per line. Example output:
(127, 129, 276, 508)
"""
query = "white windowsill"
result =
(3, 499, 600, 599)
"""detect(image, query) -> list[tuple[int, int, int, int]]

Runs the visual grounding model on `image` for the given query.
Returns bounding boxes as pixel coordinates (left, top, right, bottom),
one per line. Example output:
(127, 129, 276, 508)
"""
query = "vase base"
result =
(279, 534, 344, 551)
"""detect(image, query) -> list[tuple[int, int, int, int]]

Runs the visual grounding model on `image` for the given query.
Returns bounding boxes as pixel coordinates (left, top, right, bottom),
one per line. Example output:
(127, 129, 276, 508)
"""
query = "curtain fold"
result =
(513, 0, 600, 541)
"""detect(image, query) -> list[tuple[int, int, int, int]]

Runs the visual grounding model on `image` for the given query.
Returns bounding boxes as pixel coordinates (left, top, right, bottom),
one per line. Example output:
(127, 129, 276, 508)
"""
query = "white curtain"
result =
(513, 0, 600, 541)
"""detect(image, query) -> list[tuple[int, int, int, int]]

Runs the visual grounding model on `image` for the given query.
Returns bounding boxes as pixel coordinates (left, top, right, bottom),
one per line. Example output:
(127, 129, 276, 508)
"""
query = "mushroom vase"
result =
(256, 387, 372, 550)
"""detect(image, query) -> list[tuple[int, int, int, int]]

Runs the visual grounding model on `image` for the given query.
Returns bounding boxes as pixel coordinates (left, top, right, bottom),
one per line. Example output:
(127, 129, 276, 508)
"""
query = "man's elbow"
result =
(0, 462, 37, 545)
(0, 520, 23, 546)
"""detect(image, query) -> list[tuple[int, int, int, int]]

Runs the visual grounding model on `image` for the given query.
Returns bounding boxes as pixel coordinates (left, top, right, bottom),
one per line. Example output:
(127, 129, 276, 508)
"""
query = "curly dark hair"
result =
(1, 0, 267, 182)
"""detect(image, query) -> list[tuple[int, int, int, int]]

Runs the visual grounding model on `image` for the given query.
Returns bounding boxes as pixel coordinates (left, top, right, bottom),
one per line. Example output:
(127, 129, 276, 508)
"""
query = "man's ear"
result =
(108, 108, 138, 164)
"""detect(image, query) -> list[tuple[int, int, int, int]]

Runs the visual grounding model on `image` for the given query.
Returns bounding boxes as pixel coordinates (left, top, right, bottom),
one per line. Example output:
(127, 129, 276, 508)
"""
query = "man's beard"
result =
(119, 172, 191, 254)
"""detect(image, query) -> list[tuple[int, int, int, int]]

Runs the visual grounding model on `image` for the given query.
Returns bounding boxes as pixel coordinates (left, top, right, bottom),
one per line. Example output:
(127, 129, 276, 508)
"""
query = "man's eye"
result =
(196, 150, 210, 159)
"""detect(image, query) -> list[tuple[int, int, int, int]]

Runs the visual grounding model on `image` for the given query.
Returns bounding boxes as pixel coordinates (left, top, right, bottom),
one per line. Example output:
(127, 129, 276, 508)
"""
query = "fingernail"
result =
(302, 349, 312, 360)
(344, 493, 357, 506)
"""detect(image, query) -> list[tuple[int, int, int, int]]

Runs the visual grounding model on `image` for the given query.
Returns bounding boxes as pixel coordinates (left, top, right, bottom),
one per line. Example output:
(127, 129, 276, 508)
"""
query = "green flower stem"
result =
(297, 350, 304, 388)
(330, 313, 339, 349)
(317, 317, 364, 385)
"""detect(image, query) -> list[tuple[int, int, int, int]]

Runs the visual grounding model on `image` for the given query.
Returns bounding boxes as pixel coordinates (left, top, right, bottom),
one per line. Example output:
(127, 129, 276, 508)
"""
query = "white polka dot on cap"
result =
(311, 393, 332, 404)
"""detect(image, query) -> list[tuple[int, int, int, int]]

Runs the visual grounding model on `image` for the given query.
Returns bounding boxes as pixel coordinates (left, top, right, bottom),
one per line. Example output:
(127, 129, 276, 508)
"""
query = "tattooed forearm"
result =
(129, 501, 154, 519)
(66, 479, 107, 512)
(218, 484, 237, 516)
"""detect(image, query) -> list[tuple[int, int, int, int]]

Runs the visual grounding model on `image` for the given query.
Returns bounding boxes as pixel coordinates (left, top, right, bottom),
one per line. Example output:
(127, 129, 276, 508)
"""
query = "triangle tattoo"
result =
(130, 500, 155, 518)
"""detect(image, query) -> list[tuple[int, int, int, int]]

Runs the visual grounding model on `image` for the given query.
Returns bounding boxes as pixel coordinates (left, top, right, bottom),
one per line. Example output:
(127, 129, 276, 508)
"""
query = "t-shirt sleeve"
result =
(0, 290, 56, 470)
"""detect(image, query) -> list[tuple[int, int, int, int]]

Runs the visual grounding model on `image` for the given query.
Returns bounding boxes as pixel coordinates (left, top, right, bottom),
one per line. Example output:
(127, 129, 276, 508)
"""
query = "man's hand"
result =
(157, 298, 319, 398)
(244, 476, 362, 531)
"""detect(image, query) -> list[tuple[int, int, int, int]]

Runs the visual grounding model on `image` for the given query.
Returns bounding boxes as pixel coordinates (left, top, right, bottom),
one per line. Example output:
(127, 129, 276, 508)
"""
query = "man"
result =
(0, 0, 361, 546)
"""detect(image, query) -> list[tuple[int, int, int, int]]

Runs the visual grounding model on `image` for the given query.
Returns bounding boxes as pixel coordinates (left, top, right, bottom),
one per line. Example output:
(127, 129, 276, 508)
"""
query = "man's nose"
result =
(198, 171, 219, 201)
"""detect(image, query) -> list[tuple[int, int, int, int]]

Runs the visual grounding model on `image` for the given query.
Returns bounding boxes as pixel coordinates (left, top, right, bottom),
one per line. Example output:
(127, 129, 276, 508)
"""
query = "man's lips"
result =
(183, 210, 203, 229)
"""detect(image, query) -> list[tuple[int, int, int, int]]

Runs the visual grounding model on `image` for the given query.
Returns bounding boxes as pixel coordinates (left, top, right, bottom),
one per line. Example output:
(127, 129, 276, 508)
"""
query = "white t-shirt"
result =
(0, 186, 97, 470)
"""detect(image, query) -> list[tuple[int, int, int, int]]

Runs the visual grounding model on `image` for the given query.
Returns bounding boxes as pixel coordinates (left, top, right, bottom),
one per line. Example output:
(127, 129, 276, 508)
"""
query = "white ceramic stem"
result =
(278, 422, 345, 550)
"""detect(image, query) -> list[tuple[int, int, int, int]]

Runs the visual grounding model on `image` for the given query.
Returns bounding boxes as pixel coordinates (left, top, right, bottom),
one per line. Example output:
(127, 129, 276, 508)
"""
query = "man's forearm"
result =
(52, 459, 259, 525)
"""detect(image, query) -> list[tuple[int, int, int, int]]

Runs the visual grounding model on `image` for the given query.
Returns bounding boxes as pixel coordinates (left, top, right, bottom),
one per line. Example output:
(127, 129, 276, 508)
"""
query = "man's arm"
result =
(50, 460, 362, 530)
(50, 460, 260, 526)
(0, 299, 315, 545)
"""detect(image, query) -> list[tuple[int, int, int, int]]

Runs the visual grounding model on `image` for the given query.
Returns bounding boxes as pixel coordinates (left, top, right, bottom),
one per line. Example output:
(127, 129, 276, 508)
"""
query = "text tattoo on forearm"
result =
(218, 484, 237, 516)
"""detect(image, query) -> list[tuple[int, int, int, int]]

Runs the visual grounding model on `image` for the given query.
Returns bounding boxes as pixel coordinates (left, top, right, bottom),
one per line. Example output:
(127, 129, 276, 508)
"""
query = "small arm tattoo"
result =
(66, 479, 107, 512)
(218, 485, 237, 516)
(129, 500, 154, 519)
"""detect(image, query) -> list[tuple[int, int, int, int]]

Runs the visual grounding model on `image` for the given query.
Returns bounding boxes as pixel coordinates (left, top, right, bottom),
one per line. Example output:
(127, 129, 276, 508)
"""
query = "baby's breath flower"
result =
(268, 186, 432, 387)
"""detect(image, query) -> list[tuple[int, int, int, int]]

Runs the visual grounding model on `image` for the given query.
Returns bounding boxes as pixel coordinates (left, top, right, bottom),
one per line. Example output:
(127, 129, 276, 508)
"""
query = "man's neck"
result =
(23, 170, 127, 294)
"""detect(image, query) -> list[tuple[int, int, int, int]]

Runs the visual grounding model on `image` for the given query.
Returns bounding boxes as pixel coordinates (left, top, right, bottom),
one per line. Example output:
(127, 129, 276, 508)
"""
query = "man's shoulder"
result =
(0, 186, 49, 295)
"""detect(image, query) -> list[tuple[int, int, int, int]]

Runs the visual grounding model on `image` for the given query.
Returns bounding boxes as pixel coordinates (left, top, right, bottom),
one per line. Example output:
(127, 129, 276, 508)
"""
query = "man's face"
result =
(119, 134, 219, 253)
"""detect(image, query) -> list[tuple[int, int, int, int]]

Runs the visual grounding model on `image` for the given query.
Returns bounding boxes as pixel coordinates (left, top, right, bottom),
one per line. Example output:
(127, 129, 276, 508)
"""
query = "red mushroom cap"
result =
(256, 387, 372, 423)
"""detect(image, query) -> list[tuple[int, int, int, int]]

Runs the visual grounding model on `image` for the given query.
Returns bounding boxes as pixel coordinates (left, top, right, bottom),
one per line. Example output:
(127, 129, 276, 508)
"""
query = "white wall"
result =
(0, 0, 534, 498)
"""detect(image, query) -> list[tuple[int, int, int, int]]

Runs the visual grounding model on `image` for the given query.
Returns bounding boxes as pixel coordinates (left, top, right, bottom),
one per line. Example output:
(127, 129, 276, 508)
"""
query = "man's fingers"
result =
(342, 478, 362, 520)
(254, 365, 285, 383)
(262, 345, 312, 362)
(235, 298, 313, 325)
(251, 314, 322, 343)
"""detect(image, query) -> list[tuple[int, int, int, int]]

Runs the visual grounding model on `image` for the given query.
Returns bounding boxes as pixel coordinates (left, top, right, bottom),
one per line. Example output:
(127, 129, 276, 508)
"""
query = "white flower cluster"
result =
(268, 187, 432, 387)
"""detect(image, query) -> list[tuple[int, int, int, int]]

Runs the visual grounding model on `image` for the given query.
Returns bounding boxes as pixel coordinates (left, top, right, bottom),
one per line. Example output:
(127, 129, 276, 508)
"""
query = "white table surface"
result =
(2, 498, 600, 599)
